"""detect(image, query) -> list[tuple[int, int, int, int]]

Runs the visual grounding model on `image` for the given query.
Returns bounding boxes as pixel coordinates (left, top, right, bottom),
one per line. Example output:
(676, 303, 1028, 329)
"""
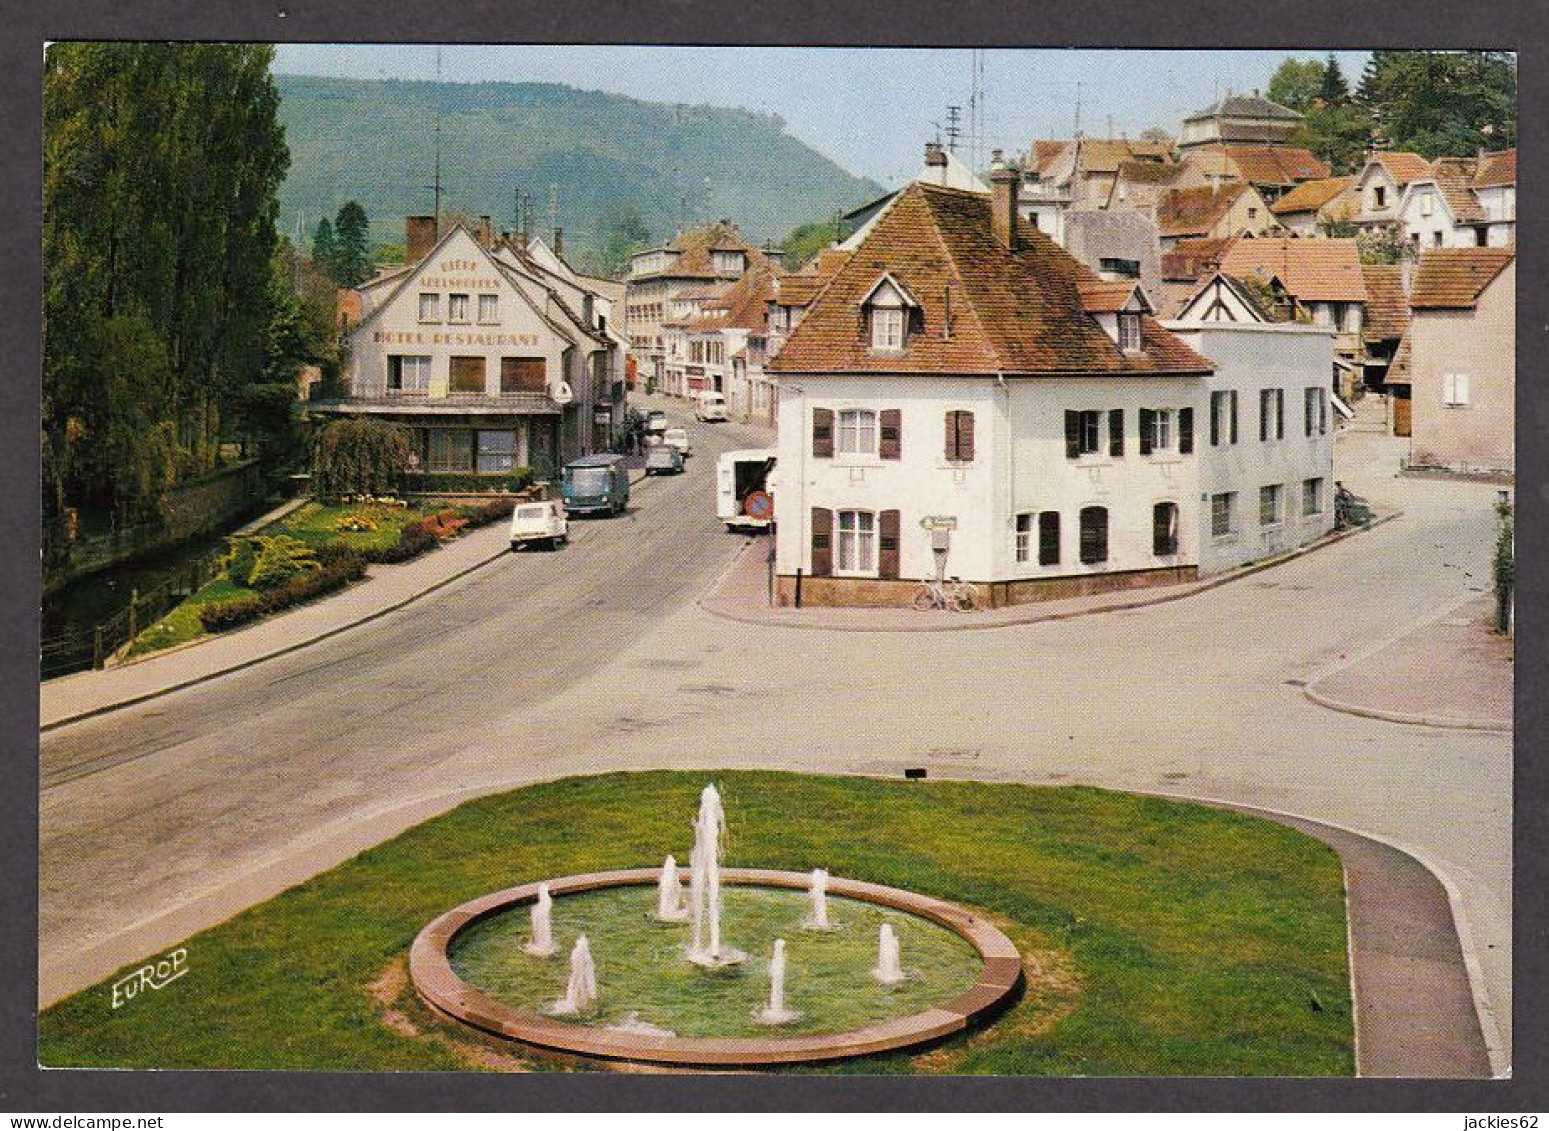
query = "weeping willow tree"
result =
(43, 42, 290, 547)
(310, 419, 410, 502)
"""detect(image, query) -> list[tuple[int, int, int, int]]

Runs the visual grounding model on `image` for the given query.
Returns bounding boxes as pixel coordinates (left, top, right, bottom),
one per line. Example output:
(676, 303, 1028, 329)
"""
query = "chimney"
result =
(475, 215, 493, 248)
(925, 141, 947, 168)
(990, 163, 1021, 251)
(406, 215, 438, 262)
(552, 228, 564, 257)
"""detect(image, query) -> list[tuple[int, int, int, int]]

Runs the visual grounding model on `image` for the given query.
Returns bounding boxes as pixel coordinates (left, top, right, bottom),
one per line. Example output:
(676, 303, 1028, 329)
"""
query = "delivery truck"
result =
(716, 448, 777, 532)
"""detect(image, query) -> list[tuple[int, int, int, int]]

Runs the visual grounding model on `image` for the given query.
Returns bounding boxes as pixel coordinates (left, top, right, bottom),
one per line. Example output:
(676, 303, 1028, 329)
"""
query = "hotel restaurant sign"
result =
(375, 258, 542, 347)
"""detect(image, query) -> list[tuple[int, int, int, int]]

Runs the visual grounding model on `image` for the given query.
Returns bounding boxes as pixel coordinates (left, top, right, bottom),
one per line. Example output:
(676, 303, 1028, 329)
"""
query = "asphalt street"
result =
(38, 401, 1512, 1069)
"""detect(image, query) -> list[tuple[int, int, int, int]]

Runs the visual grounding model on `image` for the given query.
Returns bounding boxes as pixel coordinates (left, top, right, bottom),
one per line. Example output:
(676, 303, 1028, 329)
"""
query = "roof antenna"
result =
(426, 46, 444, 225)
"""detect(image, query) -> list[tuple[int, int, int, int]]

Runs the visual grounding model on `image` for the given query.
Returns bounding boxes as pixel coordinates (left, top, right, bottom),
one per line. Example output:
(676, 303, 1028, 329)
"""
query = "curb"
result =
(698, 512, 1401, 634)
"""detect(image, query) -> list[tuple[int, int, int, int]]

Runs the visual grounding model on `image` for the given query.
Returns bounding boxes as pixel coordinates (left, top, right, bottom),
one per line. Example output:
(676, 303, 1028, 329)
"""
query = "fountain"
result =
(547, 934, 597, 1016)
(873, 923, 906, 985)
(803, 867, 834, 931)
(523, 882, 558, 957)
(656, 855, 688, 921)
(755, 938, 801, 1025)
(686, 783, 746, 968)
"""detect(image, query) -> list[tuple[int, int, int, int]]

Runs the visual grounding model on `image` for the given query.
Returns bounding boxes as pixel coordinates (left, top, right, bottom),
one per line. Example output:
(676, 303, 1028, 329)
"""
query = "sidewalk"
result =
(1305, 594, 1512, 731)
(40, 519, 515, 731)
(700, 513, 1399, 633)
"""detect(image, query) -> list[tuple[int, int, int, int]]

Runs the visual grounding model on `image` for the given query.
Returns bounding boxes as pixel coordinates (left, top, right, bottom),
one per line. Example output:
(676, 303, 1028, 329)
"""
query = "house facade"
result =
(1406, 248, 1515, 473)
(769, 168, 1332, 608)
(1351, 151, 1432, 230)
(1398, 152, 1515, 250)
(1269, 176, 1356, 237)
(1178, 92, 1304, 151)
(1155, 182, 1275, 250)
(324, 219, 621, 477)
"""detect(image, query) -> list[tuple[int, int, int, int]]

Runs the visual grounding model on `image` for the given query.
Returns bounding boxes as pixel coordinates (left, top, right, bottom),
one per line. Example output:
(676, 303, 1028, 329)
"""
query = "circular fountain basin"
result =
(410, 868, 1023, 1067)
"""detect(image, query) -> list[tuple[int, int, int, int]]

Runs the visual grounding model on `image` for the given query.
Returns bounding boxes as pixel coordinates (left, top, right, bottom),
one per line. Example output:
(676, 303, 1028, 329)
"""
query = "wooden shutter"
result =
(1039, 511, 1060, 565)
(1210, 395, 1221, 446)
(810, 507, 833, 576)
(501, 357, 546, 394)
(812, 408, 834, 458)
(880, 409, 902, 460)
(1064, 410, 1081, 459)
(1138, 408, 1155, 455)
(1276, 389, 1285, 439)
(1179, 407, 1194, 453)
(1305, 388, 1316, 436)
(450, 356, 486, 393)
(1229, 390, 1239, 444)
(1259, 390, 1270, 441)
(1080, 506, 1108, 564)
(878, 509, 901, 579)
(946, 410, 975, 461)
(1108, 409, 1124, 457)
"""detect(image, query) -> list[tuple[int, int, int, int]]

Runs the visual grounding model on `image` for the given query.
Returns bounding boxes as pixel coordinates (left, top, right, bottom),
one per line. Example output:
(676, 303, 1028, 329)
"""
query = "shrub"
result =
(312, 419, 410, 502)
(363, 518, 440, 564)
(403, 468, 533, 495)
(196, 557, 367, 634)
(247, 535, 322, 590)
(455, 498, 517, 529)
(423, 511, 468, 541)
(333, 512, 378, 533)
(198, 594, 269, 633)
(313, 542, 367, 575)
(225, 537, 259, 586)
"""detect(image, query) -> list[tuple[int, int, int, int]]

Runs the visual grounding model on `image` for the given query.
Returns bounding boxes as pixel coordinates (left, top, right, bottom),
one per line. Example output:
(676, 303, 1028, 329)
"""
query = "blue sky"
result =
(271, 46, 1370, 187)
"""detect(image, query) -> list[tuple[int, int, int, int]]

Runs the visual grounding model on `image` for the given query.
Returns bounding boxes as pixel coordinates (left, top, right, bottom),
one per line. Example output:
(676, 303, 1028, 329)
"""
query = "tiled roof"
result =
(1360, 264, 1409, 343)
(1076, 279, 1145, 313)
(1473, 148, 1516, 188)
(1186, 93, 1303, 123)
(1420, 157, 1486, 224)
(1270, 176, 1355, 216)
(634, 221, 775, 281)
(1030, 139, 1071, 174)
(767, 181, 1210, 377)
(1161, 236, 1238, 281)
(773, 248, 851, 308)
(1218, 145, 1330, 185)
(1370, 151, 1432, 184)
(1155, 280, 1202, 320)
(1071, 138, 1175, 174)
(1410, 247, 1514, 309)
(1115, 159, 1186, 186)
(1219, 237, 1367, 303)
(1156, 183, 1250, 238)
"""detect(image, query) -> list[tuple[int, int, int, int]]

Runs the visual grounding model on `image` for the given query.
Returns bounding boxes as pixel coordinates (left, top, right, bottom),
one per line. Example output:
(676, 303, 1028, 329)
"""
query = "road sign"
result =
(744, 490, 774, 521)
(919, 515, 958, 531)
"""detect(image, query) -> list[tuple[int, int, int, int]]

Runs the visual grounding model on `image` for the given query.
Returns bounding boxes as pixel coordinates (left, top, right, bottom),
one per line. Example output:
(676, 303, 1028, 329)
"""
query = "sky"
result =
(271, 46, 1371, 188)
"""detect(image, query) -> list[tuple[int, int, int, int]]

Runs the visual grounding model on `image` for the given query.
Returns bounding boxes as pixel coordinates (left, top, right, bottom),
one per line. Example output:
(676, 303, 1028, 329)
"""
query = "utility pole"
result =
(1073, 81, 1083, 137)
(548, 183, 558, 236)
(427, 46, 445, 224)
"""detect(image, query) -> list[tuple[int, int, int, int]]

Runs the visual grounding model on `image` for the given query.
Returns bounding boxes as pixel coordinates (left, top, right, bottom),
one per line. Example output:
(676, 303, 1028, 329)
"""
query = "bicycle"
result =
(912, 575, 977, 612)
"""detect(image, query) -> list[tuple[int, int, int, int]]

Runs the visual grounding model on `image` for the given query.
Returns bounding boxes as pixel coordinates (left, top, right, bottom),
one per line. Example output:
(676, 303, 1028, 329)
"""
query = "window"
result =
(1079, 506, 1109, 564)
(1260, 484, 1283, 526)
(837, 409, 878, 456)
(449, 356, 486, 394)
(1433, 231, 1444, 247)
(1248, 206, 1259, 219)
(387, 354, 431, 393)
(1374, 185, 1386, 208)
(1039, 512, 1061, 565)
(478, 294, 500, 324)
(1303, 477, 1325, 516)
(1153, 502, 1179, 556)
(1118, 312, 1142, 353)
(428, 428, 474, 472)
(448, 294, 471, 324)
(1140, 408, 1172, 455)
(871, 307, 905, 350)
(1210, 390, 1238, 445)
(477, 430, 518, 474)
(1259, 388, 1284, 441)
(836, 510, 876, 574)
(1211, 492, 1236, 537)
(1420, 192, 1434, 217)
(1108, 409, 1124, 457)
(1066, 409, 1102, 458)
(1015, 513, 1033, 563)
(418, 293, 441, 323)
(945, 410, 975, 461)
(1100, 257, 1141, 278)
(501, 357, 546, 394)
(1443, 372, 1471, 407)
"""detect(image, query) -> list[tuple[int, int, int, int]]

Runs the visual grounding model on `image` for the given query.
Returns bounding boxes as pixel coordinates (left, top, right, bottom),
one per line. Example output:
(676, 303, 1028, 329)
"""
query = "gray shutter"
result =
(959, 411, 975, 461)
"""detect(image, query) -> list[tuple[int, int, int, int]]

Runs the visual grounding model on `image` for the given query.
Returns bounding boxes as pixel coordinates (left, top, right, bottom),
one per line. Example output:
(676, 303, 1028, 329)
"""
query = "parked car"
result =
(645, 444, 685, 476)
(561, 453, 630, 517)
(695, 390, 729, 422)
(717, 449, 777, 532)
(645, 410, 668, 436)
(509, 499, 568, 551)
(662, 427, 691, 457)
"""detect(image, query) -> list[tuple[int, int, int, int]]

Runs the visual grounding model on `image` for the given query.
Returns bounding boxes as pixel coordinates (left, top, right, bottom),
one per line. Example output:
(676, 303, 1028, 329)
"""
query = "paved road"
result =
(39, 407, 1511, 1072)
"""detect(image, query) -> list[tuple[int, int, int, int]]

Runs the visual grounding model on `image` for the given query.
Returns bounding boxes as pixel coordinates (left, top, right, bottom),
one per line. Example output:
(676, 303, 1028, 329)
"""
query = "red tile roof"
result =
(767, 182, 1210, 377)
(1473, 148, 1516, 188)
(1197, 145, 1330, 186)
(1270, 176, 1354, 216)
(1219, 237, 1367, 303)
(1419, 157, 1486, 224)
(1076, 279, 1145, 313)
(1410, 248, 1514, 309)
(634, 221, 776, 281)
(1369, 151, 1432, 185)
(1156, 183, 1251, 238)
(1161, 236, 1239, 281)
(1360, 264, 1409, 343)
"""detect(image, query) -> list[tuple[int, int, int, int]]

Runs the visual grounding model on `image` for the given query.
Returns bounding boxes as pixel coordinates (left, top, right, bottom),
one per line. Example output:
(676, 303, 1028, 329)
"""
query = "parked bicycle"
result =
(913, 575, 977, 612)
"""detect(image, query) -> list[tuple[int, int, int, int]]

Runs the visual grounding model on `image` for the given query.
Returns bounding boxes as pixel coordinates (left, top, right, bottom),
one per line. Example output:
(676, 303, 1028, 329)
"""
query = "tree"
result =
(1267, 57, 1325, 113)
(331, 201, 373, 287)
(1319, 54, 1351, 105)
(780, 218, 843, 270)
(593, 206, 652, 277)
(1356, 50, 1515, 157)
(311, 418, 409, 501)
(312, 217, 337, 277)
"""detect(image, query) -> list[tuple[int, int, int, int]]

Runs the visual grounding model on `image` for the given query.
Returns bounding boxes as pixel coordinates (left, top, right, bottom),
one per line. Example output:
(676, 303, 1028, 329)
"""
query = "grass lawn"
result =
(124, 502, 436, 659)
(37, 772, 1354, 1075)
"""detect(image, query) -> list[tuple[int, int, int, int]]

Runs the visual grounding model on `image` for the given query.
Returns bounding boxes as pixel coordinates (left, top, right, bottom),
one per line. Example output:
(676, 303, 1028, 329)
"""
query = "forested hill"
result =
(273, 73, 884, 273)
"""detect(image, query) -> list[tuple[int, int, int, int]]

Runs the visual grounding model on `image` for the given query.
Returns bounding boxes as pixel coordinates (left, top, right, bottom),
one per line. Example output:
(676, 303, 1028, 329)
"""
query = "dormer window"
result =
(712, 250, 746, 275)
(860, 273, 918, 353)
(872, 307, 904, 350)
(1118, 312, 1142, 353)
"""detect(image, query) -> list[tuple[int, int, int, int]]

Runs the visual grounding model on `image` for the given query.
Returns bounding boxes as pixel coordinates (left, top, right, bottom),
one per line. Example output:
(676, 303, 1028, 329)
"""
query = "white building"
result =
(326, 218, 623, 476)
(1398, 151, 1517, 250)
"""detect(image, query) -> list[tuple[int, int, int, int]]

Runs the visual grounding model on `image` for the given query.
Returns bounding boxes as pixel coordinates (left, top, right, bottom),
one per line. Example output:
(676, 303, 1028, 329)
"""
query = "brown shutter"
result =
(810, 507, 833, 576)
(1179, 407, 1194, 453)
(1229, 390, 1239, 444)
(1139, 408, 1155, 455)
(958, 411, 974, 462)
(1109, 408, 1124, 456)
(1064, 410, 1081, 459)
(944, 412, 957, 461)
(812, 408, 834, 458)
(878, 509, 901, 579)
(501, 357, 546, 393)
(879, 409, 902, 460)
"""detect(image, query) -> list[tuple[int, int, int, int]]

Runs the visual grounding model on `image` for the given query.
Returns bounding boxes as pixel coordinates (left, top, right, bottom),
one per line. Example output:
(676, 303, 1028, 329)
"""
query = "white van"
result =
(695, 390, 729, 422)
(717, 449, 777, 532)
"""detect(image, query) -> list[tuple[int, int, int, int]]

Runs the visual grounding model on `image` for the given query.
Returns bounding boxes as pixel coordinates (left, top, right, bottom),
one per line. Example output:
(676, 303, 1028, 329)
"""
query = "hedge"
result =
(405, 468, 534, 495)
(455, 498, 517, 529)
(198, 553, 367, 633)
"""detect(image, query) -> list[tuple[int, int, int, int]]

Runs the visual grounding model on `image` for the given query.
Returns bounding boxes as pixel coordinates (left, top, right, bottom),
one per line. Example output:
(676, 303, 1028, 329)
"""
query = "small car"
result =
(644, 444, 685, 476)
(645, 410, 668, 436)
(695, 390, 729, 422)
(662, 426, 691, 457)
(509, 499, 568, 551)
